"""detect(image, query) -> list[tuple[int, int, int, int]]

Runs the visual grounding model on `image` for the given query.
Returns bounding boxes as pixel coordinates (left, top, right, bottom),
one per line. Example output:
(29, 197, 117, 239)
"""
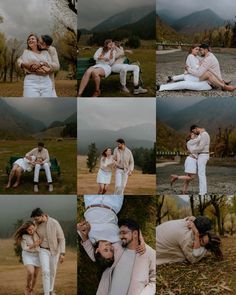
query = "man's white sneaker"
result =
(49, 184, 53, 192)
(120, 85, 130, 93)
(134, 86, 148, 95)
(34, 185, 38, 193)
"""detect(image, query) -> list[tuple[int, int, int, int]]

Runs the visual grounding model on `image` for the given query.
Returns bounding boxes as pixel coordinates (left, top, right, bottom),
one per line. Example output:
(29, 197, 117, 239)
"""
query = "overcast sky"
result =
(0, 0, 52, 40)
(3, 98, 76, 126)
(157, 0, 236, 20)
(78, 97, 156, 131)
(78, 0, 154, 29)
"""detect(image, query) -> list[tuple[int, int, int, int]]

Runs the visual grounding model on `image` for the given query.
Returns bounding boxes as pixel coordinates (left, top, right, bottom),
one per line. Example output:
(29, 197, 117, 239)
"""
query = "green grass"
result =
(78, 47, 156, 97)
(0, 139, 77, 194)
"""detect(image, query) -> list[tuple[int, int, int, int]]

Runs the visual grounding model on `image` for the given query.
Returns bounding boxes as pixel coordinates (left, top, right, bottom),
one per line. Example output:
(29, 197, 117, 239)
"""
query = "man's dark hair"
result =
(31, 208, 44, 218)
(38, 142, 44, 147)
(116, 138, 125, 144)
(94, 242, 114, 271)
(200, 43, 210, 50)
(118, 218, 140, 232)
(194, 216, 212, 235)
(190, 125, 199, 132)
(41, 35, 53, 46)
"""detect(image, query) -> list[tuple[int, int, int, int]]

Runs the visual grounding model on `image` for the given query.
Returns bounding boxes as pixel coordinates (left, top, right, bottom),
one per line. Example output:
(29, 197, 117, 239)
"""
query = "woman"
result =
(17, 34, 54, 97)
(14, 221, 41, 295)
(6, 155, 36, 188)
(77, 195, 145, 269)
(97, 148, 116, 194)
(158, 45, 212, 91)
(78, 39, 115, 97)
(170, 132, 200, 194)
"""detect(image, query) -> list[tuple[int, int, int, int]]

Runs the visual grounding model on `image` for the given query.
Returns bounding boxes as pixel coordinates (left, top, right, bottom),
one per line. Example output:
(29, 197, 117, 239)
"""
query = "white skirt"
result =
(184, 156, 197, 174)
(22, 250, 40, 267)
(92, 64, 111, 78)
(14, 158, 31, 172)
(97, 169, 112, 184)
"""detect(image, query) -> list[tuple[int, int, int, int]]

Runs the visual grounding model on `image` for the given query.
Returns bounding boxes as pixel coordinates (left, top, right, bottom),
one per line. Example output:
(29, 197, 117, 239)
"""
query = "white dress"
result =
(14, 157, 34, 172)
(21, 234, 40, 267)
(92, 47, 115, 78)
(96, 156, 114, 184)
(184, 136, 200, 174)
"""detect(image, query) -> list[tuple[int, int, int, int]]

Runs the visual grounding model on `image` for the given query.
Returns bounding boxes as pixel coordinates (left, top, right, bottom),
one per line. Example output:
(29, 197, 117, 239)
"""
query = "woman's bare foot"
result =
(12, 182, 19, 188)
(170, 175, 178, 186)
(6, 183, 11, 189)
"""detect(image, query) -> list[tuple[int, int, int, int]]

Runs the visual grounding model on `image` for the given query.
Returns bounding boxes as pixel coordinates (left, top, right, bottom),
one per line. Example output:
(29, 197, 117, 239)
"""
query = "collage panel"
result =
(156, 0, 236, 97)
(0, 0, 77, 98)
(157, 195, 236, 294)
(0, 195, 77, 295)
(157, 97, 236, 196)
(78, 0, 156, 97)
(77, 194, 156, 295)
(77, 97, 156, 195)
(0, 98, 77, 195)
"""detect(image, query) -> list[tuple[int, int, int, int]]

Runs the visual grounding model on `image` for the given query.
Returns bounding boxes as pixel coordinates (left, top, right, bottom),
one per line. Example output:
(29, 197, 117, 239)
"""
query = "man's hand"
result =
(77, 220, 90, 241)
(59, 254, 65, 264)
(187, 220, 199, 236)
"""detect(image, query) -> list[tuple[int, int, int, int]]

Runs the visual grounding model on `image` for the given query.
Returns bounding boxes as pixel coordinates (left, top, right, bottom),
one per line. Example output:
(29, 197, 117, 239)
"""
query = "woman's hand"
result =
(136, 243, 146, 255)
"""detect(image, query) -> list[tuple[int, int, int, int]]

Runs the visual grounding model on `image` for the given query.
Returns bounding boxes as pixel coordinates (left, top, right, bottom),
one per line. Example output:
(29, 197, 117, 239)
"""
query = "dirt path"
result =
(156, 50, 236, 97)
(157, 163, 236, 195)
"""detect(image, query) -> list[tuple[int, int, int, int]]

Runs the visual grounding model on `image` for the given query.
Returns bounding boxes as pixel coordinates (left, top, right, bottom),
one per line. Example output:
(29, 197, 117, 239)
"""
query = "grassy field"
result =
(77, 155, 156, 195)
(0, 80, 77, 97)
(0, 139, 77, 194)
(0, 239, 77, 295)
(157, 236, 236, 294)
(78, 47, 156, 97)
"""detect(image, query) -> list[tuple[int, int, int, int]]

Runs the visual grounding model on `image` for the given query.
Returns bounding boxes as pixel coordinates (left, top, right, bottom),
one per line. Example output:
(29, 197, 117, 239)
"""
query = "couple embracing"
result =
(97, 139, 134, 195)
(171, 125, 210, 196)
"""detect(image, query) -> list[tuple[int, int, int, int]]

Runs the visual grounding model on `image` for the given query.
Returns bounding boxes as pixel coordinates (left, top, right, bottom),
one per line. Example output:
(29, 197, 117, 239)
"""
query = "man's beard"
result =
(121, 238, 131, 247)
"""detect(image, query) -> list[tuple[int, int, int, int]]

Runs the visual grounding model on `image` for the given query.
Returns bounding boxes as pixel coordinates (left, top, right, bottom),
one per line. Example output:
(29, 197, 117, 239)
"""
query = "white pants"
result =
(114, 169, 129, 195)
(159, 80, 212, 91)
(51, 88, 57, 97)
(24, 74, 53, 97)
(39, 248, 59, 295)
(197, 154, 209, 196)
(84, 195, 124, 214)
(111, 64, 140, 86)
(172, 74, 200, 82)
(34, 163, 52, 183)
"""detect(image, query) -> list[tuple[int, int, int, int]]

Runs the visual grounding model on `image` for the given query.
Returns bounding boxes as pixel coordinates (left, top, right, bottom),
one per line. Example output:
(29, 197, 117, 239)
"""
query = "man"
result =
(113, 138, 134, 195)
(187, 43, 236, 92)
(156, 216, 212, 265)
(97, 219, 156, 295)
(190, 125, 210, 196)
(26, 142, 53, 192)
(111, 42, 148, 95)
(31, 208, 65, 295)
(38, 35, 60, 97)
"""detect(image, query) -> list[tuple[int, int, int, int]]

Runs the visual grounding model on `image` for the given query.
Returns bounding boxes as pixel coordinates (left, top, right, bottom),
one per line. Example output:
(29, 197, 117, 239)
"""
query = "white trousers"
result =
(114, 169, 129, 195)
(23, 74, 53, 97)
(39, 249, 59, 295)
(159, 80, 212, 91)
(111, 64, 140, 86)
(34, 163, 52, 183)
(197, 154, 209, 196)
(172, 74, 200, 82)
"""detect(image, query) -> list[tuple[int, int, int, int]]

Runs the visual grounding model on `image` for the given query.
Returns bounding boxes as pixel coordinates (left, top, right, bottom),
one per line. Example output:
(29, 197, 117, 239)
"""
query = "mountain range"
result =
(157, 8, 226, 36)
(78, 123, 155, 154)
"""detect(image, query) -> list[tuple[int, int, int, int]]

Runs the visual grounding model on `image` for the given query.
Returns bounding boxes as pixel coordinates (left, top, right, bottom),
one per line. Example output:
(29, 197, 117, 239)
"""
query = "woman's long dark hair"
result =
(102, 39, 112, 54)
(205, 232, 223, 260)
(14, 220, 35, 245)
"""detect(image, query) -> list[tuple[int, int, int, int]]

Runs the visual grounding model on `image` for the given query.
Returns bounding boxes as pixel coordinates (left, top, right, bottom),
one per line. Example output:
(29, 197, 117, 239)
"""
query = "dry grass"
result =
(77, 155, 156, 195)
(157, 236, 236, 295)
(0, 80, 77, 97)
(0, 239, 77, 295)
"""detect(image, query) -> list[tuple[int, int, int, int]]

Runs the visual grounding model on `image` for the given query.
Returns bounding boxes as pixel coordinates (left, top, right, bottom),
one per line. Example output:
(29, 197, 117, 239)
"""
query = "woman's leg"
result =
(31, 266, 40, 294)
(6, 165, 18, 188)
(13, 167, 23, 187)
(102, 184, 109, 195)
(25, 265, 35, 295)
(183, 174, 195, 194)
(200, 71, 236, 91)
(78, 67, 94, 96)
(98, 183, 103, 194)
(91, 68, 105, 96)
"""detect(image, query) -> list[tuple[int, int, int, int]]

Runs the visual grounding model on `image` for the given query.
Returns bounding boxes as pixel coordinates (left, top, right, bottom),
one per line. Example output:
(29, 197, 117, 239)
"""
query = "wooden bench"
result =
(6, 156, 61, 176)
